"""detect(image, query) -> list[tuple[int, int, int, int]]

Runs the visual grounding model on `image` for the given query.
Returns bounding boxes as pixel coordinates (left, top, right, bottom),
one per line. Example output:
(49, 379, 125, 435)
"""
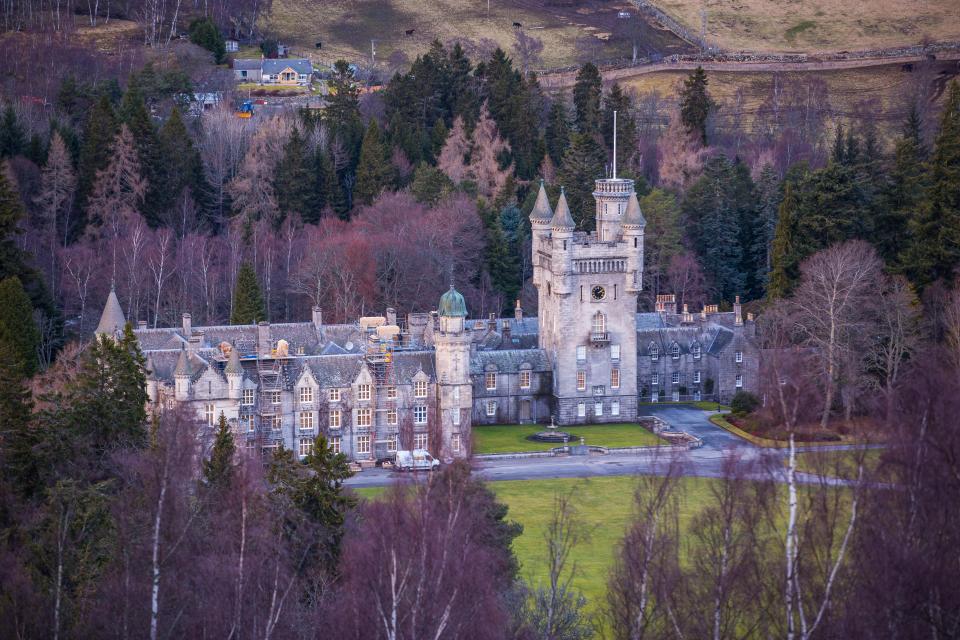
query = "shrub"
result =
(730, 390, 760, 416)
(188, 18, 226, 64)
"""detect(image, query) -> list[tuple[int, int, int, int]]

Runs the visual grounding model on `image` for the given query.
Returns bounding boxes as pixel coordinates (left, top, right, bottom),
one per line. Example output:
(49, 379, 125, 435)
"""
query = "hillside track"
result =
(539, 50, 960, 88)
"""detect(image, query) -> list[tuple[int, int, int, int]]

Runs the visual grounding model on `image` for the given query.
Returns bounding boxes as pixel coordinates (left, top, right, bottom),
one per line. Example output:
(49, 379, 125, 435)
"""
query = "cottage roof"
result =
(470, 349, 550, 374)
(95, 287, 126, 337)
(233, 59, 261, 70)
(261, 58, 312, 76)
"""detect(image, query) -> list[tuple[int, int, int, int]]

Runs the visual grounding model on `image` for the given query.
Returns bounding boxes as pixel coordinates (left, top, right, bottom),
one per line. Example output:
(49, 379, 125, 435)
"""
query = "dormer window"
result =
(671, 343, 680, 359)
(692, 343, 701, 359)
(414, 380, 428, 398)
(650, 344, 659, 361)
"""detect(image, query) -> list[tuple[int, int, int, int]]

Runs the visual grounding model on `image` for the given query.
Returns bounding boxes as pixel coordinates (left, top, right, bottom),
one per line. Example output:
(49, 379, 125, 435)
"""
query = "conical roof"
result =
(529, 180, 553, 223)
(622, 192, 646, 228)
(174, 346, 192, 377)
(438, 285, 468, 318)
(224, 344, 242, 375)
(95, 287, 126, 337)
(550, 188, 575, 229)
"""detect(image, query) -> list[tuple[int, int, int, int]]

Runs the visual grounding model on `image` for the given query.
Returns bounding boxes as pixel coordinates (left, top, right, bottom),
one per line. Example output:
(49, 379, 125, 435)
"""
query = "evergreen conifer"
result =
(203, 412, 235, 488)
(354, 119, 393, 206)
(679, 66, 714, 145)
(232, 262, 266, 324)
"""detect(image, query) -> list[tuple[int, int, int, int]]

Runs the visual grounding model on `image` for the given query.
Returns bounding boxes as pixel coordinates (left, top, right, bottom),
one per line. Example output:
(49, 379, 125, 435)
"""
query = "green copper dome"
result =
(438, 285, 468, 318)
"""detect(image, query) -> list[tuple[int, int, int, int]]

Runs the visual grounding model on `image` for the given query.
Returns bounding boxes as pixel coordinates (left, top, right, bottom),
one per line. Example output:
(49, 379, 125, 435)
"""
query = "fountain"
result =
(528, 417, 579, 444)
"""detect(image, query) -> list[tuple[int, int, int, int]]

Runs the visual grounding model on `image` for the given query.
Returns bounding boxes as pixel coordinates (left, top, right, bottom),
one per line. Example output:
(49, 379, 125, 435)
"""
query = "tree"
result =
(353, 119, 393, 206)
(752, 164, 782, 296)
(231, 261, 265, 324)
(203, 412, 235, 488)
(641, 188, 683, 298)
(679, 66, 714, 145)
(74, 95, 118, 238)
(545, 99, 571, 168)
(120, 86, 161, 225)
(512, 29, 544, 74)
(0, 276, 39, 376)
(189, 17, 226, 63)
(275, 127, 314, 221)
(768, 182, 800, 300)
(572, 63, 602, 136)
(156, 107, 206, 225)
(468, 104, 512, 200)
(0, 329, 35, 497)
(657, 111, 707, 191)
(557, 132, 605, 230)
(410, 162, 455, 205)
(437, 115, 472, 185)
(602, 83, 637, 171)
(35, 132, 76, 251)
(0, 104, 24, 158)
(901, 80, 960, 288)
(790, 240, 882, 428)
(878, 108, 927, 268)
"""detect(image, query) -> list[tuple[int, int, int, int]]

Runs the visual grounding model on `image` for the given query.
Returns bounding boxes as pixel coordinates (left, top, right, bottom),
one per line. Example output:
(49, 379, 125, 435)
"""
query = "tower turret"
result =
(435, 285, 472, 458)
(145, 354, 158, 404)
(174, 346, 191, 401)
(95, 286, 126, 340)
(622, 191, 646, 292)
(225, 344, 243, 400)
(529, 180, 553, 288)
(551, 188, 575, 295)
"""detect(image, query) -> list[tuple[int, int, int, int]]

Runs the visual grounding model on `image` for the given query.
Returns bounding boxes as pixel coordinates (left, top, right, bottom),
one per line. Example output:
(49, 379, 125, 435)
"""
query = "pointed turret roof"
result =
(224, 344, 242, 375)
(622, 192, 646, 228)
(174, 346, 191, 377)
(550, 188, 575, 229)
(529, 180, 553, 223)
(95, 287, 126, 337)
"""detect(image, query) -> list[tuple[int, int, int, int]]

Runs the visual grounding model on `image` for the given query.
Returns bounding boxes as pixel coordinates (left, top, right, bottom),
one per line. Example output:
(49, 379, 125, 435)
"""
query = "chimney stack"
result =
(258, 321, 271, 356)
(311, 306, 323, 332)
(182, 312, 192, 336)
(502, 319, 511, 340)
(386, 307, 397, 326)
(514, 299, 523, 321)
(734, 295, 743, 326)
(137, 320, 147, 330)
(655, 294, 676, 314)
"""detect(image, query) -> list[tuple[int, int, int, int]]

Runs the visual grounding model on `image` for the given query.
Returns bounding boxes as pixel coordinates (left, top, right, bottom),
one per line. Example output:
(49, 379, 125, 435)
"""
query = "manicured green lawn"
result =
(472, 423, 665, 454)
(794, 448, 885, 480)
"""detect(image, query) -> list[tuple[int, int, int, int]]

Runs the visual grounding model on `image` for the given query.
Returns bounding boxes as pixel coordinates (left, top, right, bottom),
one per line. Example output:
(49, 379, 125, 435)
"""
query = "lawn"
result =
(472, 423, 665, 454)
(653, 0, 960, 52)
(794, 448, 885, 481)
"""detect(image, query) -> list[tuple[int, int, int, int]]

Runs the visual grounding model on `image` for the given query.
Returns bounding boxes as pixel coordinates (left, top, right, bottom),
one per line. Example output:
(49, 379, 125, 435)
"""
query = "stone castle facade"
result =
(95, 177, 758, 463)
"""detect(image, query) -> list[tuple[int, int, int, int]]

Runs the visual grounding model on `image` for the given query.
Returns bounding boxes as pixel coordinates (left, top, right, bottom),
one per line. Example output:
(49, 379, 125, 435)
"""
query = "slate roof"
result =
(622, 192, 646, 228)
(261, 58, 312, 76)
(470, 349, 550, 374)
(529, 181, 553, 222)
(551, 190, 575, 229)
(233, 59, 261, 70)
(95, 288, 126, 337)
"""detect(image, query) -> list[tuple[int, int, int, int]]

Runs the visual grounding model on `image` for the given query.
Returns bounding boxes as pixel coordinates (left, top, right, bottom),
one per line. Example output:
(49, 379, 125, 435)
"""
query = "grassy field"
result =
(794, 448, 885, 480)
(617, 61, 958, 140)
(265, 0, 689, 70)
(357, 475, 720, 609)
(654, 0, 960, 52)
(472, 423, 665, 454)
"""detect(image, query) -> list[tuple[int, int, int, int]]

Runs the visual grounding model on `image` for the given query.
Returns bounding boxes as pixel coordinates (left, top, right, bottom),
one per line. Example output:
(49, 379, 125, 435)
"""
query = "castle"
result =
(95, 176, 758, 463)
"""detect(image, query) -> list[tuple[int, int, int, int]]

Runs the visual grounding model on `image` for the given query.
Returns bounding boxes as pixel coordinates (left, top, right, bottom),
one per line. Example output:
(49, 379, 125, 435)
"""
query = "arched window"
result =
(592, 312, 606, 335)
(671, 343, 680, 359)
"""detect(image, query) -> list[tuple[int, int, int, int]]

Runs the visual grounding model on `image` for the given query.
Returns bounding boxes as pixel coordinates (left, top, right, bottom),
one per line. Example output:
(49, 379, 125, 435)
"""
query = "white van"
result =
(395, 449, 439, 472)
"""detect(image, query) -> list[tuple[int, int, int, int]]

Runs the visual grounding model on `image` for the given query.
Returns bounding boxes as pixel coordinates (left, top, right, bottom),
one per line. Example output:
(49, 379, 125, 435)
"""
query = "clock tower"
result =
(530, 171, 645, 425)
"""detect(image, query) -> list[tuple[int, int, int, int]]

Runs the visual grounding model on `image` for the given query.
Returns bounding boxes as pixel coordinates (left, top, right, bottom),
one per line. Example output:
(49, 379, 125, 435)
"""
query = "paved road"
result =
(343, 405, 863, 488)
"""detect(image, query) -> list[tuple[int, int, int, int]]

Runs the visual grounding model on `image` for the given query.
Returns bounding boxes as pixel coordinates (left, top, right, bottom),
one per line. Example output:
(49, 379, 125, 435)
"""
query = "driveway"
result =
(345, 405, 784, 488)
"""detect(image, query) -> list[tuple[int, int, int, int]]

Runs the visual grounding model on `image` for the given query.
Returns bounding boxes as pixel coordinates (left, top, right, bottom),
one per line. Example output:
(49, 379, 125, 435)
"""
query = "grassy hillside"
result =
(654, 0, 960, 52)
(265, 0, 689, 69)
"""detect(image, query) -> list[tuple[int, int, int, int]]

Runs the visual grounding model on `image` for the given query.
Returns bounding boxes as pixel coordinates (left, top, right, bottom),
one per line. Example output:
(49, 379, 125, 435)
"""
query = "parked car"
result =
(395, 449, 439, 472)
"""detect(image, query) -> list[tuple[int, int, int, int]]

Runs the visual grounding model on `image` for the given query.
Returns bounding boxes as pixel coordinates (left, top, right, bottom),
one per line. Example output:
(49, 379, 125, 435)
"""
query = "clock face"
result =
(591, 286, 606, 301)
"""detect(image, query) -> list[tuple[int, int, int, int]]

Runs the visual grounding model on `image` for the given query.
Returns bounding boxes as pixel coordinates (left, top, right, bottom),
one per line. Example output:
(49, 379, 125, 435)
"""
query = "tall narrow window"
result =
(520, 370, 531, 389)
(650, 345, 659, 361)
(735, 351, 743, 363)
(576, 346, 586, 361)
(205, 404, 215, 426)
(577, 370, 587, 391)
(577, 402, 586, 417)
(592, 312, 606, 335)
(736, 374, 744, 388)
(485, 372, 497, 390)
(611, 344, 620, 360)
(611, 368, 620, 389)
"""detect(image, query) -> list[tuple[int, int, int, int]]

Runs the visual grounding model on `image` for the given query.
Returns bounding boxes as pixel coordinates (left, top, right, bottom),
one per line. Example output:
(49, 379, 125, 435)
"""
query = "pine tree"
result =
(232, 261, 266, 324)
(0, 337, 35, 496)
(325, 60, 364, 167)
(157, 106, 206, 223)
(411, 163, 455, 205)
(276, 127, 315, 219)
(557, 132, 606, 230)
(545, 99, 571, 168)
(902, 80, 960, 288)
(74, 95, 118, 238)
(602, 83, 637, 171)
(751, 164, 782, 296)
(353, 119, 393, 206)
(0, 277, 40, 377)
(878, 108, 927, 268)
(679, 66, 714, 145)
(640, 188, 683, 295)
(768, 182, 800, 299)
(306, 149, 333, 223)
(120, 86, 161, 224)
(203, 412, 235, 488)
(572, 63, 602, 136)
(188, 17, 226, 63)
(0, 104, 25, 158)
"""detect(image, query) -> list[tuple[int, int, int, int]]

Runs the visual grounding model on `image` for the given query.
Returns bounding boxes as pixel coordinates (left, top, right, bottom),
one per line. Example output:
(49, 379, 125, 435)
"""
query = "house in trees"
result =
(232, 58, 312, 85)
(95, 173, 757, 464)
(232, 59, 262, 83)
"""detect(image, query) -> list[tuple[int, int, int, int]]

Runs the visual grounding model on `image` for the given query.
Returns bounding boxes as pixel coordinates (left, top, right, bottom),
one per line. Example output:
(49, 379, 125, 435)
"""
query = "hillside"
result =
(654, 0, 960, 53)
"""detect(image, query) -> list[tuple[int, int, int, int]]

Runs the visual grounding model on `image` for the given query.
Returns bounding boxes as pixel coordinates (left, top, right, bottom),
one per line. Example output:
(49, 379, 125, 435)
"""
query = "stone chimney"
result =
(311, 306, 323, 332)
(386, 307, 397, 326)
(187, 331, 203, 353)
(258, 321, 271, 356)
(655, 294, 676, 314)
(514, 299, 523, 321)
(182, 312, 192, 336)
(734, 295, 743, 326)
(502, 319, 511, 340)
(682, 304, 693, 323)
(137, 320, 147, 330)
